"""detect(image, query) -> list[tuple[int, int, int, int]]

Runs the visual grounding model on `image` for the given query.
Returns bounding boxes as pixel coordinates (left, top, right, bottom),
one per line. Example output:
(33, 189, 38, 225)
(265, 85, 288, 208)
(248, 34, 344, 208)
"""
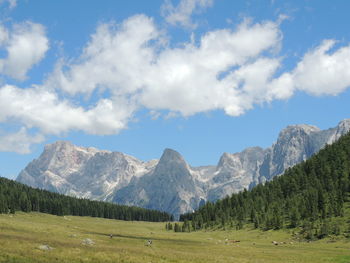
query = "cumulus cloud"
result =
(44, 15, 350, 127)
(46, 15, 160, 96)
(292, 40, 350, 95)
(0, 22, 49, 80)
(48, 15, 282, 118)
(0, 85, 133, 135)
(0, 127, 44, 154)
(268, 40, 350, 98)
(2, 12, 350, 154)
(161, 0, 213, 29)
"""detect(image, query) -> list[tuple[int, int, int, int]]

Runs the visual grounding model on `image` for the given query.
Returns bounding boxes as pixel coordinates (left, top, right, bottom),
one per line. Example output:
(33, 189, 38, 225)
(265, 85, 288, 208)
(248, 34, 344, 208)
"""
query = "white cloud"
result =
(0, 25, 9, 45)
(2, 13, 350, 154)
(0, 22, 49, 80)
(293, 40, 350, 95)
(268, 40, 350, 98)
(7, 0, 16, 9)
(0, 0, 16, 9)
(46, 15, 159, 96)
(266, 72, 294, 101)
(48, 15, 282, 118)
(0, 127, 44, 154)
(0, 85, 133, 135)
(161, 0, 213, 29)
(1, 15, 283, 152)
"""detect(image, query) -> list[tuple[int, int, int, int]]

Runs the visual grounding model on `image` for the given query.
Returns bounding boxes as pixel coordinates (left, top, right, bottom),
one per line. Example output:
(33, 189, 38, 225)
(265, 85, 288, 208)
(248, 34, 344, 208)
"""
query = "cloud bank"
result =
(1, 10, 350, 153)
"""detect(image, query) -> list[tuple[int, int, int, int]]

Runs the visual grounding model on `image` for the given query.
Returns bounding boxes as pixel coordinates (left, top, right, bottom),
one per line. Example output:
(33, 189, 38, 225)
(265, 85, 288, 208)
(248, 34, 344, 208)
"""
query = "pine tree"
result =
(174, 223, 182, 232)
(289, 207, 300, 228)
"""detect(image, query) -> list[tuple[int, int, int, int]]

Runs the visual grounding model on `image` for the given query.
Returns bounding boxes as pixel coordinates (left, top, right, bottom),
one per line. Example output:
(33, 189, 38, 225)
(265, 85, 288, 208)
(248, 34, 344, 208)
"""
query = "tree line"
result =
(179, 132, 350, 239)
(0, 177, 172, 222)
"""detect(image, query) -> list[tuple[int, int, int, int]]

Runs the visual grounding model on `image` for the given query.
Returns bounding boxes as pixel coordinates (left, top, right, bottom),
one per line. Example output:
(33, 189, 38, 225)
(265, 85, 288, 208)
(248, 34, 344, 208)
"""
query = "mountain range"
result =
(17, 119, 350, 218)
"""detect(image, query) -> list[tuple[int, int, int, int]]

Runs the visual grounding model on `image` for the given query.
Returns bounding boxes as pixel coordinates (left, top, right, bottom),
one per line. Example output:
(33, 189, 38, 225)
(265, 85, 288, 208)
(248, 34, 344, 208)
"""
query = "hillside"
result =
(180, 132, 350, 239)
(0, 177, 172, 222)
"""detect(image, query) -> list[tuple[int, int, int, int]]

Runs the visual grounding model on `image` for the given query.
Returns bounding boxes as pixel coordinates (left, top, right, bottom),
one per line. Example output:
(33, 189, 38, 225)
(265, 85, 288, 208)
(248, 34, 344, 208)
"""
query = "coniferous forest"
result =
(0, 177, 172, 222)
(179, 132, 350, 239)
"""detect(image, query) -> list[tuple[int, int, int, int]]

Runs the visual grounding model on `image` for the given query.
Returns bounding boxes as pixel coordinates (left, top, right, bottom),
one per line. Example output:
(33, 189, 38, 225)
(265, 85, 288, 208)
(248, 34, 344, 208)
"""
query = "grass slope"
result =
(0, 212, 349, 263)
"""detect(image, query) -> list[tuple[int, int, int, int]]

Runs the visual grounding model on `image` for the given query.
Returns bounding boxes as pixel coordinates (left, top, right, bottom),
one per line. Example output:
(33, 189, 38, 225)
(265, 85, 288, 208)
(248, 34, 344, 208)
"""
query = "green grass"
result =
(0, 212, 349, 263)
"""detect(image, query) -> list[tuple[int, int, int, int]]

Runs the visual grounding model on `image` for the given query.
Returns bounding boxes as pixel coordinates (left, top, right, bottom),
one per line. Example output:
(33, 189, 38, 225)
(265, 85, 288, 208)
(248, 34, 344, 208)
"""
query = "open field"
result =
(0, 212, 349, 263)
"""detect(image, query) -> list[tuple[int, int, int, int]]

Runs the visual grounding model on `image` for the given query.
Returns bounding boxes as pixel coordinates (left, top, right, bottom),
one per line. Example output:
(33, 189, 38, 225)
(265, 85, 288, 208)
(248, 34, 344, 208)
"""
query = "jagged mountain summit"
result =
(113, 149, 205, 218)
(17, 141, 157, 201)
(17, 119, 350, 216)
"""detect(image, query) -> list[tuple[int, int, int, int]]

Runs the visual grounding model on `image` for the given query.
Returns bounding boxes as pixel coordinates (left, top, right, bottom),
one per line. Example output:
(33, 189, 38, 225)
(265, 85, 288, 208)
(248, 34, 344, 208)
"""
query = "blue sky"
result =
(1, 0, 350, 179)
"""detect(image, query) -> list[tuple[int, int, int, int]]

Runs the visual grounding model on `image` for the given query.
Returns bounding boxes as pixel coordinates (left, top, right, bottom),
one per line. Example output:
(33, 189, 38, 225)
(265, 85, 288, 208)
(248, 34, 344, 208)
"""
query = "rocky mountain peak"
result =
(261, 124, 320, 180)
(45, 140, 72, 150)
(113, 147, 200, 218)
(217, 152, 233, 167)
(278, 124, 320, 141)
(335, 119, 350, 135)
(35, 141, 98, 174)
(155, 148, 189, 177)
(217, 147, 265, 169)
(159, 148, 185, 162)
(338, 118, 350, 126)
(43, 140, 100, 159)
(324, 119, 350, 144)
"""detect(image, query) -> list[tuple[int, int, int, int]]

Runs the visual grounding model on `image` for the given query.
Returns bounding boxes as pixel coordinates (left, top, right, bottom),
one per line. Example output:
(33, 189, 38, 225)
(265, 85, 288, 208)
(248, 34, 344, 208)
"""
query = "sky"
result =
(0, 0, 350, 179)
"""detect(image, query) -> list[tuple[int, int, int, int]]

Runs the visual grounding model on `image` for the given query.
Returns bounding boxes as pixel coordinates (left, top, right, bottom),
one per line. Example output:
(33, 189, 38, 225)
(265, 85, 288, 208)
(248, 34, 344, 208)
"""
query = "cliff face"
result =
(17, 141, 156, 201)
(114, 149, 204, 218)
(258, 120, 350, 183)
(207, 147, 266, 201)
(17, 119, 350, 216)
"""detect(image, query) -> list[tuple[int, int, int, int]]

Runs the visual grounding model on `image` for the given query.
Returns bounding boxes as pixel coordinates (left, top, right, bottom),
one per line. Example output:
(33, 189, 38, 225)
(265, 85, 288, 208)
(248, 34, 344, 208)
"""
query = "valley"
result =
(1, 1, 350, 262)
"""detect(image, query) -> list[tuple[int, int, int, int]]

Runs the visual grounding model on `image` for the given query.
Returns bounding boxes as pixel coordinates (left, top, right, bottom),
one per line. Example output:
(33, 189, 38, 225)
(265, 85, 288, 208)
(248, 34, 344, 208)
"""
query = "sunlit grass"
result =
(0, 212, 349, 263)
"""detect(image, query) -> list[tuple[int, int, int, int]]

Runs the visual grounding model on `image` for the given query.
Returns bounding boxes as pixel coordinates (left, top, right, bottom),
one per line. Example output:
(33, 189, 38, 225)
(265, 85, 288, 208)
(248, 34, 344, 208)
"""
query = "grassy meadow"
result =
(0, 212, 349, 263)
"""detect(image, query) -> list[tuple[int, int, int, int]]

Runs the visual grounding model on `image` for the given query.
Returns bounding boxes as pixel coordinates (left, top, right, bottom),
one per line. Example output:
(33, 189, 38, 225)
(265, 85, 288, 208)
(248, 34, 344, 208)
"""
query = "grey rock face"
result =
(17, 141, 99, 194)
(326, 119, 350, 144)
(17, 141, 156, 201)
(16, 119, 350, 216)
(255, 121, 350, 186)
(257, 125, 320, 184)
(114, 149, 203, 218)
(207, 147, 265, 201)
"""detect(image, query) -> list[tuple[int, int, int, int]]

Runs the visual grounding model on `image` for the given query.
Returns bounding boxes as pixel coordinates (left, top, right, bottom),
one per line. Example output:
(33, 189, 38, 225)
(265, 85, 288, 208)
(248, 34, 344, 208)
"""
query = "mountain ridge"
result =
(17, 119, 350, 216)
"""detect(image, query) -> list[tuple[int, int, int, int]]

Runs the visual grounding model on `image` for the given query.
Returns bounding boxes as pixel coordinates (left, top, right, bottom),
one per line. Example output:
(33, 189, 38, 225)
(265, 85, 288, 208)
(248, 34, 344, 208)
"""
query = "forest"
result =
(179, 132, 350, 239)
(0, 177, 172, 222)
